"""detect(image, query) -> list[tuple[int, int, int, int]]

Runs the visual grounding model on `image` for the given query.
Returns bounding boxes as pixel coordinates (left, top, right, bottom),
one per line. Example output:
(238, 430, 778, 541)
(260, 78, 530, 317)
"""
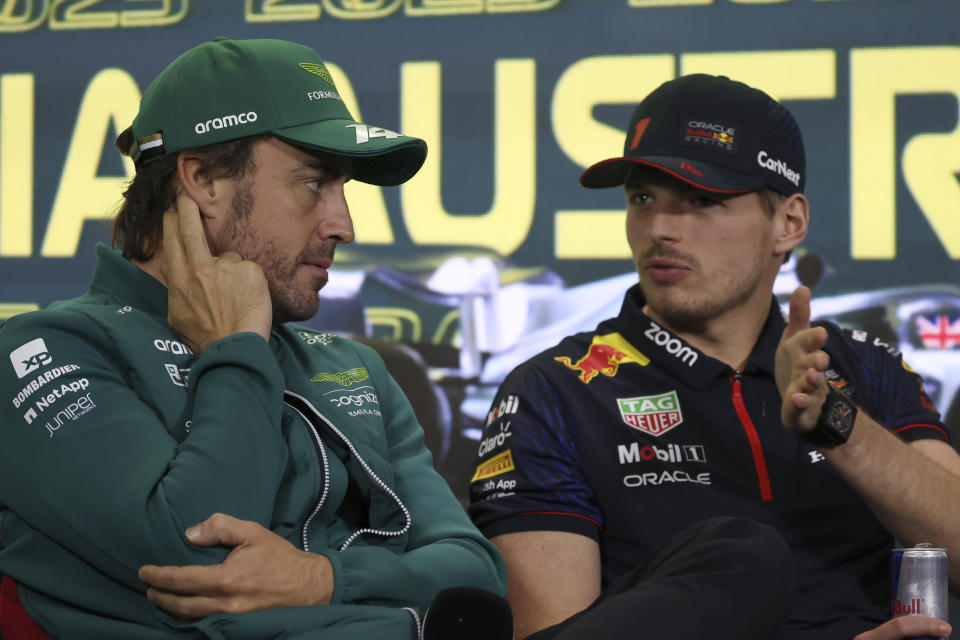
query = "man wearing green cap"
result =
(0, 38, 506, 638)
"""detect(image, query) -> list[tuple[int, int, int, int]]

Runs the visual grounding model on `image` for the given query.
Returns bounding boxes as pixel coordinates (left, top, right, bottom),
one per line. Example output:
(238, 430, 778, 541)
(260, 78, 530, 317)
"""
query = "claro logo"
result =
(194, 111, 258, 135)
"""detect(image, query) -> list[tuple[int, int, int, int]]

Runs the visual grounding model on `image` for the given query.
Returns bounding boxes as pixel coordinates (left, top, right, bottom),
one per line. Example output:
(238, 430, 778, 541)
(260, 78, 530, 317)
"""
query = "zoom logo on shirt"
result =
(10, 338, 53, 379)
(644, 321, 698, 367)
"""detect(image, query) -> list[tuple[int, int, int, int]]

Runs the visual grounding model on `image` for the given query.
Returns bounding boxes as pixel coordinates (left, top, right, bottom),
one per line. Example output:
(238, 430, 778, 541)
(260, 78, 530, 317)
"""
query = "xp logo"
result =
(10, 338, 52, 379)
(555, 333, 649, 383)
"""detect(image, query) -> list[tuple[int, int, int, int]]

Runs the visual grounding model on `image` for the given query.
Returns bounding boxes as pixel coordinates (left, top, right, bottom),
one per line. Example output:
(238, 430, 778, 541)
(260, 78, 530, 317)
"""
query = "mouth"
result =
(299, 259, 331, 280)
(642, 258, 691, 283)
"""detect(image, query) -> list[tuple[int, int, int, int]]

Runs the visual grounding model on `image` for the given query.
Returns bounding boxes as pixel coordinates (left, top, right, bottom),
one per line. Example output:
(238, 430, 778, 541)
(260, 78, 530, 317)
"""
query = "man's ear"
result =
(176, 153, 223, 217)
(774, 193, 809, 255)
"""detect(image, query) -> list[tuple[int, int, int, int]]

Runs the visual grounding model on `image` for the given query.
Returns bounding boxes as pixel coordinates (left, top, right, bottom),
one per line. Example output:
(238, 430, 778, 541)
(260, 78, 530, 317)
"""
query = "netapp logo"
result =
(757, 150, 801, 187)
(194, 111, 258, 135)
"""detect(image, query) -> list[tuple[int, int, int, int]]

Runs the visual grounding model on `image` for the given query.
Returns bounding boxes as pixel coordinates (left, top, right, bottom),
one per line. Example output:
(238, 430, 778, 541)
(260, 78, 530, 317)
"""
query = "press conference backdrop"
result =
(1, 0, 959, 490)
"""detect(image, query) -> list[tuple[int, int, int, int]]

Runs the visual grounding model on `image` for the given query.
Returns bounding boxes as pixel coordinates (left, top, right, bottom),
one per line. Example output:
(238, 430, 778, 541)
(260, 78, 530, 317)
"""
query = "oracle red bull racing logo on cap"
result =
(554, 333, 650, 383)
(617, 391, 683, 436)
(684, 120, 736, 152)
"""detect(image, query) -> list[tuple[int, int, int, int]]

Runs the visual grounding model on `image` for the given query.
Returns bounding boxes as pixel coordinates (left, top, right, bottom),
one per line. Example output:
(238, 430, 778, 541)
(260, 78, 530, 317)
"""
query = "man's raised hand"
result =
(775, 286, 830, 435)
(162, 194, 272, 353)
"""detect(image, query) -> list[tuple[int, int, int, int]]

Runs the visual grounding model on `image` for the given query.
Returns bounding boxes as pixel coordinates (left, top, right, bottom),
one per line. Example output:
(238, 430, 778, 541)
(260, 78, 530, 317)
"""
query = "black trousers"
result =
(527, 516, 795, 640)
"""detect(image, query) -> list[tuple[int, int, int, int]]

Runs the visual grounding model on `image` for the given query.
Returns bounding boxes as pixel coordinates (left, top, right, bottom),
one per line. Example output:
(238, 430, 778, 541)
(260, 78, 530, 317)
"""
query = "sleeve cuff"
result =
(322, 550, 345, 605)
(893, 423, 950, 443)
(479, 511, 601, 541)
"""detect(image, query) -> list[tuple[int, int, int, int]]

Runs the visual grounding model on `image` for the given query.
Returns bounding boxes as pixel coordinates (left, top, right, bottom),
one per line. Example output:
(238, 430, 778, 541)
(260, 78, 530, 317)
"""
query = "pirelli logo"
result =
(471, 449, 515, 482)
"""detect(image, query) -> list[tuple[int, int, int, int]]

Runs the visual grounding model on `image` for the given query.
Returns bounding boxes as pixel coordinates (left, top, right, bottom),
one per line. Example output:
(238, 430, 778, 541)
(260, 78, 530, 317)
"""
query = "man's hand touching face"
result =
(161, 194, 273, 353)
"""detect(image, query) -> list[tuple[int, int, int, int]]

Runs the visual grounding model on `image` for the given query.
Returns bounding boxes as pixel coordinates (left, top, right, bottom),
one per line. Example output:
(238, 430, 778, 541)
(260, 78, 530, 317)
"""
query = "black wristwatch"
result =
(799, 385, 858, 447)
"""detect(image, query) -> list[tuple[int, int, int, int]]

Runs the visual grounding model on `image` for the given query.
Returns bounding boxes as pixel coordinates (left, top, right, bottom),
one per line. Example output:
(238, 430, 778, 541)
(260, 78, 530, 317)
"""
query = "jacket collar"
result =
(88, 243, 169, 319)
(608, 284, 785, 389)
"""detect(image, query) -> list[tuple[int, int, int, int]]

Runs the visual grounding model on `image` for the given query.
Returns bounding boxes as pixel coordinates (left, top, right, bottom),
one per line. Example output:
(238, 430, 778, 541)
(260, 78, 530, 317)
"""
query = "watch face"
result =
(829, 400, 855, 434)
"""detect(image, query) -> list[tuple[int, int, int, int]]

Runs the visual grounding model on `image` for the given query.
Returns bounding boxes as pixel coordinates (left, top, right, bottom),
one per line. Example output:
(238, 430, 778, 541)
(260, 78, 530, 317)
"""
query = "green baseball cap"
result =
(117, 37, 426, 186)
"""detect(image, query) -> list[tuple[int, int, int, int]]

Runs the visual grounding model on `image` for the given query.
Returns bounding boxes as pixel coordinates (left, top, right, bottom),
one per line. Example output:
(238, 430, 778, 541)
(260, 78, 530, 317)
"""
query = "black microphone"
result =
(422, 587, 514, 640)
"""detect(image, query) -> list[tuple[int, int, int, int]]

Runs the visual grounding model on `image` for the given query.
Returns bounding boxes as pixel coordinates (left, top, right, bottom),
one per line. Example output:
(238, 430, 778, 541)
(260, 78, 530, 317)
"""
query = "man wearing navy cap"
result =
(0, 38, 506, 638)
(469, 74, 960, 639)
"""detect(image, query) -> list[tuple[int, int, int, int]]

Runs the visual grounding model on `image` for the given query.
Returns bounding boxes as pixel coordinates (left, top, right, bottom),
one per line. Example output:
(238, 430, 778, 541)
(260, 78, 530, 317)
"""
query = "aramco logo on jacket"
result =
(554, 333, 649, 383)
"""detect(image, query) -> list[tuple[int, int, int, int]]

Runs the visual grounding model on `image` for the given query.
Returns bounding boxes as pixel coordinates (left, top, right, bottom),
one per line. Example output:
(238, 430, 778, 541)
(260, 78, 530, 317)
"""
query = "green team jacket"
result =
(0, 244, 506, 639)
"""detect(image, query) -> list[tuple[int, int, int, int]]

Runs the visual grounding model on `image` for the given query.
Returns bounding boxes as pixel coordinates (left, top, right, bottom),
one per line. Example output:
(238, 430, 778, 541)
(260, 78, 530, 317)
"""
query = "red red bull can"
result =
(891, 543, 948, 639)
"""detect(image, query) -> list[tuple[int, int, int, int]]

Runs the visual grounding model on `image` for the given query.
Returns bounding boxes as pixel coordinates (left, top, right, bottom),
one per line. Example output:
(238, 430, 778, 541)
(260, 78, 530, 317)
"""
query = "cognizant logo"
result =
(194, 111, 258, 135)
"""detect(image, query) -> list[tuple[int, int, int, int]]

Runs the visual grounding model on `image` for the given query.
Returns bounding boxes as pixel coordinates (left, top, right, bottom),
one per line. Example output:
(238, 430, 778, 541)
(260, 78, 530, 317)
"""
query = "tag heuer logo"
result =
(299, 62, 333, 84)
(311, 367, 369, 386)
(617, 391, 683, 436)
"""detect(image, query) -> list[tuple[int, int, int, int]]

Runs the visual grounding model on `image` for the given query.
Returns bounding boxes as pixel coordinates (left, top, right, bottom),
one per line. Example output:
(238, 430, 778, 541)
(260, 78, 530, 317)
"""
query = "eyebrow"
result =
(296, 159, 350, 180)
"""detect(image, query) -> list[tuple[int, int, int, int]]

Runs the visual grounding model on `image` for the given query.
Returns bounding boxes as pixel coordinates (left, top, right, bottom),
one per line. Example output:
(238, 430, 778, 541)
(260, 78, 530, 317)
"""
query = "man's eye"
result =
(691, 196, 718, 208)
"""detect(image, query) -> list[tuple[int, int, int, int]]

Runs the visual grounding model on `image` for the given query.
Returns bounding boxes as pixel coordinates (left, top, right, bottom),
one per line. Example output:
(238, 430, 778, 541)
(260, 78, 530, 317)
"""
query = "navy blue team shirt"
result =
(469, 284, 947, 639)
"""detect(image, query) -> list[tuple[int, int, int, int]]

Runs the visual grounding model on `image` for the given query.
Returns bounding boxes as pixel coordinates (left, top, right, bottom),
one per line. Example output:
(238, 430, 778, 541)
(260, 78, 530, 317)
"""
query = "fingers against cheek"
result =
(162, 211, 185, 272)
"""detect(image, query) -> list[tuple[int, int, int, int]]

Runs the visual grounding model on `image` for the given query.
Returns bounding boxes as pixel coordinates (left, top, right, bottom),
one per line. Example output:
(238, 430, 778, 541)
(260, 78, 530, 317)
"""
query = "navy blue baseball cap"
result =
(580, 74, 805, 195)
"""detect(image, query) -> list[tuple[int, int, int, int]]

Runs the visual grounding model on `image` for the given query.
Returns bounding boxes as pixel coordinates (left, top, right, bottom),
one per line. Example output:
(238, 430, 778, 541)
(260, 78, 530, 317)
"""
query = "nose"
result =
(646, 198, 684, 245)
(319, 180, 355, 245)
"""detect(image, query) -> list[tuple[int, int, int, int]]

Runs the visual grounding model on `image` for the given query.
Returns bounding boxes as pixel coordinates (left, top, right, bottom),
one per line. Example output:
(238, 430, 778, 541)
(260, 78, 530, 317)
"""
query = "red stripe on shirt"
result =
(893, 423, 950, 441)
(518, 511, 602, 529)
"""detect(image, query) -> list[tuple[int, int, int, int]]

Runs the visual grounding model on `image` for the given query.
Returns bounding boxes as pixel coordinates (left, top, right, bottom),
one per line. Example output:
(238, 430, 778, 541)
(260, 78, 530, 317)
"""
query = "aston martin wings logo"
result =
(299, 62, 334, 84)
(311, 367, 369, 386)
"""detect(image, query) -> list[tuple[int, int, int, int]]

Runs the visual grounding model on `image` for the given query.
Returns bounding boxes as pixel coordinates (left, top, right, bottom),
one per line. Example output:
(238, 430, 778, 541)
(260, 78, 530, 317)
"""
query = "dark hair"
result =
(112, 135, 264, 262)
(757, 188, 789, 217)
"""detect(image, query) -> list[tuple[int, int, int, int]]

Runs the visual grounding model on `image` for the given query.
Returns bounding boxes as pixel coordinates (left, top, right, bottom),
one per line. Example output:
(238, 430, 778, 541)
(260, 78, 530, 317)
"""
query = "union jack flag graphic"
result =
(914, 315, 960, 349)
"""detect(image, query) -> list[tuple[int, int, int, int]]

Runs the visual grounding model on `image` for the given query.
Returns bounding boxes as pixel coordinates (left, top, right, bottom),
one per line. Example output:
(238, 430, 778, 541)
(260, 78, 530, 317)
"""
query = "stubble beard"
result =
(219, 180, 330, 325)
(638, 245, 768, 333)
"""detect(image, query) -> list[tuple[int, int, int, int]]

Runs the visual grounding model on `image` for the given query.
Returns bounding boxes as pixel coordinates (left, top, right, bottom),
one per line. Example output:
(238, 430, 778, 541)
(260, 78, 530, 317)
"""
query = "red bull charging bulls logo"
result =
(554, 333, 649, 383)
